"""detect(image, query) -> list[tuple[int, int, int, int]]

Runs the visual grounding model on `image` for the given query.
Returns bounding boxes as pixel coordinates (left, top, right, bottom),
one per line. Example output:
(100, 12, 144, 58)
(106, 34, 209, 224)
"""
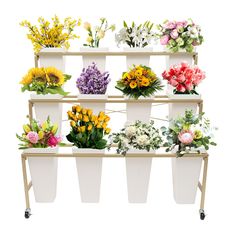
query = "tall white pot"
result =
(73, 147, 104, 203)
(172, 151, 203, 204)
(124, 47, 153, 69)
(165, 48, 195, 94)
(24, 147, 58, 202)
(168, 94, 201, 120)
(39, 48, 65, 72)
(126, 149, 154, 203)
(78, 94, 107, 114)
(126, 96, 153, 125)
(31, 94, 63, 134)
(80, 47, 108, 71)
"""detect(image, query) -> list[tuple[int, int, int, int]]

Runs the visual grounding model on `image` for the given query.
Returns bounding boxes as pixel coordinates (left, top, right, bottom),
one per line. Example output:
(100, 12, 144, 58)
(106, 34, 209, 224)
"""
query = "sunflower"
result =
(20, 74, 32, 85)
(45, 67, 64, 86)
(135, 69, 143, 77)
(129, 81, 137, 89)
(141, 78, 150, 87)
(20, 68, 45, 85)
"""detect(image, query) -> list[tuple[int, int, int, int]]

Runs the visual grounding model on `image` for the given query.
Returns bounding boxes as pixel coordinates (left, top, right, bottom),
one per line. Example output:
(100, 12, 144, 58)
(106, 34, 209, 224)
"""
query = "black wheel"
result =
(200, 212, 205, 220)
(24, 208, 31, 219)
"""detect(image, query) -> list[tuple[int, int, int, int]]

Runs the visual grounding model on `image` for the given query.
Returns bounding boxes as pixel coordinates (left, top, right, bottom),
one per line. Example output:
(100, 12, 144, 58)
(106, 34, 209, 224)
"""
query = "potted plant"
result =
(162, 62, 205, 119)
(81, 18, 115, 71)
(116, 65, 163, 124)
(110, 120, 162, 203)
(20, 15, 81, 72)
(17, 117, 62, 202)
(20, 67, 71, 133)
(76, 62, 111, 114)
(157, 19, 203, 89)
(66, 105, 111, 202)
(115, 21, 156, 68)
(161, 110, 216, 204)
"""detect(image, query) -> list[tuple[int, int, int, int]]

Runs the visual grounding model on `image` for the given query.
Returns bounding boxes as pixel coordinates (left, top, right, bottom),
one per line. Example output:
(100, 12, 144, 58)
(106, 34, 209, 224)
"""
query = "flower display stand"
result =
(21, 51, 208, 220)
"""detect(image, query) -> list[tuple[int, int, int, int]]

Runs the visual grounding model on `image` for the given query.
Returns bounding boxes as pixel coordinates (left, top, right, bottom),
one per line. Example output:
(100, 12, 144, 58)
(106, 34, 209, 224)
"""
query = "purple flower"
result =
(164, 21, 176, 30)
(76, 63, 111, 94)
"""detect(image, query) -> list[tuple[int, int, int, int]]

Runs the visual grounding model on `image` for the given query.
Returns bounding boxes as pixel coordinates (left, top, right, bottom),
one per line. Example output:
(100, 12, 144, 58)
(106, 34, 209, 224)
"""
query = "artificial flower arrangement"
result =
(157, 19, 204, 52)
(116, 65, 163, 99)
(16, 117, 62, 149)
(162, 62, 205, 94)
(66, 105, 111, 149)
(20, 67, 71, 96)
(20, 15, 81, 53)
(115, 21, 156, 48)
(109, 120, 163, 156)
(76, 63, 111, 94)
(83, 18, 115, 48)
(161, 110, 217, 157)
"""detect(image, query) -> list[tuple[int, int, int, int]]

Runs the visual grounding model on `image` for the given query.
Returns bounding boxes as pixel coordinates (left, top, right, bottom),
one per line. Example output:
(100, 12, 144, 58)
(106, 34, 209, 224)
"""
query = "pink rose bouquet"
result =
(162, 62, 205, 94)
(157, 19, 203, 52)
(17, 117, 63, 149)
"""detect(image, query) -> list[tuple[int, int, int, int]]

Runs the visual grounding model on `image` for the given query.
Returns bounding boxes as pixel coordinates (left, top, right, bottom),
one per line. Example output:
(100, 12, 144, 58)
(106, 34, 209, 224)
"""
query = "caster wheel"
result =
(24, 208, 31, 219)
(199, 210, 206, 220)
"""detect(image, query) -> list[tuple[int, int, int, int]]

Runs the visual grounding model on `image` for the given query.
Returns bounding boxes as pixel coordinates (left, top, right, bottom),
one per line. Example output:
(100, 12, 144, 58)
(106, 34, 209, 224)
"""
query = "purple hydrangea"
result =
(76, 63, 111, 94)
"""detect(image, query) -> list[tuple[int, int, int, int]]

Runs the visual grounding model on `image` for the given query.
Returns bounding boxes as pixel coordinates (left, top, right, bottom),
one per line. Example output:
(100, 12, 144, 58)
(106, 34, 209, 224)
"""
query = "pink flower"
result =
(178, 130, 194, 145)
(176, 21, 188, 28)
(169, 78, 178, 87)
(47, 135, 59, 147)
(176, 74, 185, 83)
(176, 84, 186, 93)
(185, 81, 193, 91)
(160, 35, 170, 45)
(27, 131, 39, 144)
(164, 21, 176, 29)
(56, 135, 62, 143)
(170, 29, 179, 39)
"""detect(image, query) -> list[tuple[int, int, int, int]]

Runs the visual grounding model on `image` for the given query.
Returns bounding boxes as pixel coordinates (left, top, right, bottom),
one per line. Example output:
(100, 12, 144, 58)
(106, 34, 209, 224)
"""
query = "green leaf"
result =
(95, 139, 107, 149)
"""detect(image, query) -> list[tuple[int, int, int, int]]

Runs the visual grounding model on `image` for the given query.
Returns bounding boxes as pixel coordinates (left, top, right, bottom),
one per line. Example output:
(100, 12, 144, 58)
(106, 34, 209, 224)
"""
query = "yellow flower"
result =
(141, 78, 150, 87)
(105, 128, 111, 134)
(42, 121, 48, 131)
(97, 30, 105, 39)
(135, 69, 143, 77)
(97, 123, 102, 129)
(72, 106, 77, 112)
(23, 124, 31, 133)
(70, 120, 76, 127)
(194, 130, 203, 140)
(20, 68, 45, 85)
(82, 108, 87, 115)
(87, 124, 93, 131)
(77, 114, 83, 120)
(86, 36, 93, 43)
(99, 111, 105, 117)
(45, 67, 64, 86)
(122, 72, 131, 80)
(104, 116, 110, 122)
(84, 22, 91, 30)
(94, 119, 98, 126)
(76, 106, 82, 113)
(91, 115, 97, 122)
(102, 123, 107, 129)
(87, 109, 93, 116)
(80, 126, 86, 132)
(130, 81, 137, 89)
(38, 130, 44, 140)
(67, 111, 73, 119)
(83, 115, 89, 122)
(51, 124, 58, 134)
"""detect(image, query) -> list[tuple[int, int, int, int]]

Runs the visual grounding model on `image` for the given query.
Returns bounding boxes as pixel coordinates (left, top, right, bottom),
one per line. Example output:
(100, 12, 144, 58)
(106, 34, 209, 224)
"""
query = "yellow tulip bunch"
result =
(20, 15, 81, 53)
(116, 65, 163, 99)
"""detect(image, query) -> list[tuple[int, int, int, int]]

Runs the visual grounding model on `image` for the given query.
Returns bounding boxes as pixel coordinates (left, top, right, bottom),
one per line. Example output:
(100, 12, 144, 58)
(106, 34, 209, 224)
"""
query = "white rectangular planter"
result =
(166, 50, 194, 94)
(125, 96, 153, 125)
(126, 149, 154, 203)
(31, 94, 63, 134)
(73, 147, 104, 203)
(168, 94, 201, 120)
(39, 48, 65, 72)
(24, 147, 58, 202)
(80, 47, 108, 72)
(124, 47, 153, 69)
(172, 155, 203, 204)
(78, 94, 107, 114)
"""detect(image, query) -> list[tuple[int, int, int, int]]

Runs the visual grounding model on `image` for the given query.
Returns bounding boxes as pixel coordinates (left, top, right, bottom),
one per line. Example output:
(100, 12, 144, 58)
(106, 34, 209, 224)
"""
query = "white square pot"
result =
(24, 147, 58, 202)
(168, 94, 201, 120)
(78, 94, 108, 114)
(124, 47, 153, 69)
(30, 94, 63, 134)
(73, 147, 104, 203)
(125, 96, 153, 125)
(80, 47, 108, 72)
(125, 149, 154, 203)
(39, 48, 66, 72)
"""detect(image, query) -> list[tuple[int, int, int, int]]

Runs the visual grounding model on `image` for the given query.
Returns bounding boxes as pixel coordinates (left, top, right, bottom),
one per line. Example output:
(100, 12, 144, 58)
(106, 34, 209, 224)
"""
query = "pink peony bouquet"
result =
(161, 110, 216, 157)
(17, 117, 62, 149)
(157, 19, 203, 52)
(162, 62, 205, 94)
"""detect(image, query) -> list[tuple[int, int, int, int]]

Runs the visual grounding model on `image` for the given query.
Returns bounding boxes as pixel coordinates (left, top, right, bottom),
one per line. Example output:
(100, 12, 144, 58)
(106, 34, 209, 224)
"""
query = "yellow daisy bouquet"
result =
(66, 105, 111, 149)
(116, 65, 163, 99)
(20, 15, 81, 53)
(20, 67, 71, 96)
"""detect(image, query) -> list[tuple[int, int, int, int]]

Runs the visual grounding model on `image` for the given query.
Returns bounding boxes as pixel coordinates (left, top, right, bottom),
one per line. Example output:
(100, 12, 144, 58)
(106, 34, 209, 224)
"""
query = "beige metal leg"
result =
(199, 156, 208, 220)
(21, 155, 31, 218)
(28, 101, 33, 121)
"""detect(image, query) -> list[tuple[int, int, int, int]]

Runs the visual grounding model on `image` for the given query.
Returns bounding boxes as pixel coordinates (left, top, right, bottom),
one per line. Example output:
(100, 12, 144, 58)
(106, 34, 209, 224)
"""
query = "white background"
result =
(0, 0, 235, 235)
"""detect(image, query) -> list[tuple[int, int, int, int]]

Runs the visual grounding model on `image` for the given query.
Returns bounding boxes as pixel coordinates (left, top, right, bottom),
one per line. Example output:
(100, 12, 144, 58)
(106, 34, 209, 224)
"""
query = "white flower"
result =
(136, 135, 149, 146)
(125, 126, 136, 138)
(121, 137, 129, 147)
(97, 30, 105, 39)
